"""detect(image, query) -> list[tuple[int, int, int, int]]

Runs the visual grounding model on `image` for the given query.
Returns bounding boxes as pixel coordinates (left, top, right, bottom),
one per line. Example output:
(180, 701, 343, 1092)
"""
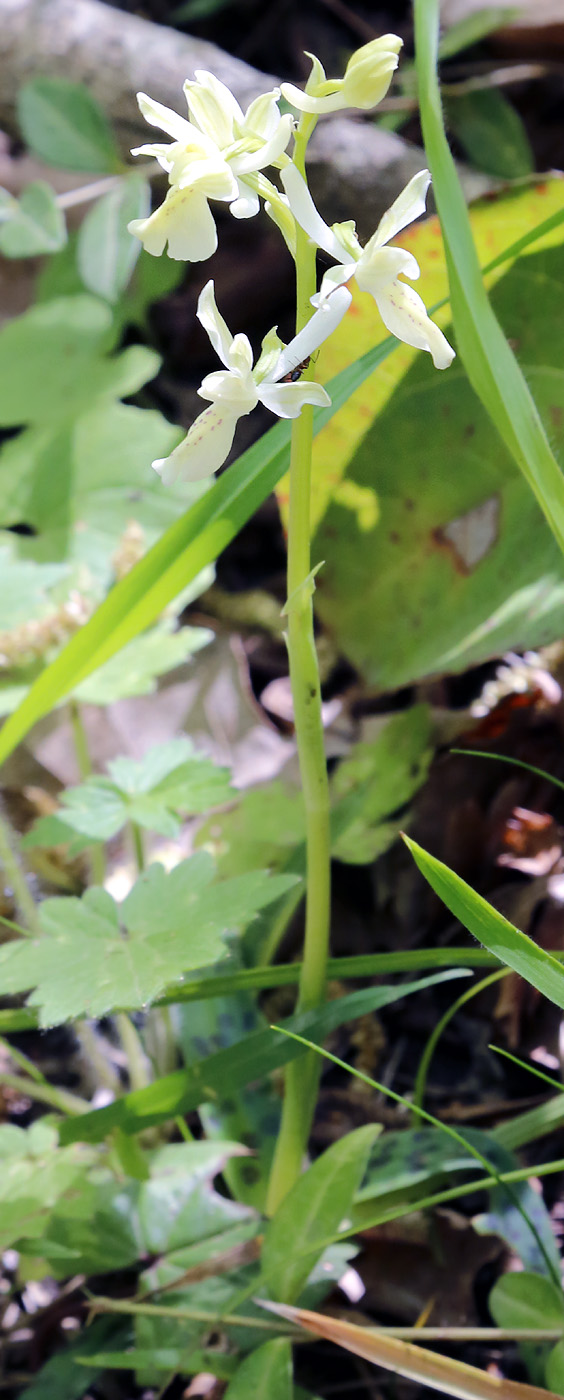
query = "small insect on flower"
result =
(282, 355, 311, 383)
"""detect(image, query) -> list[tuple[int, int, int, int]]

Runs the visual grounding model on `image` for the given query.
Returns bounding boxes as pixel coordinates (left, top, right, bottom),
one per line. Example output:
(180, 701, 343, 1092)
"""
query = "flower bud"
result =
(342, 34, 403, 110)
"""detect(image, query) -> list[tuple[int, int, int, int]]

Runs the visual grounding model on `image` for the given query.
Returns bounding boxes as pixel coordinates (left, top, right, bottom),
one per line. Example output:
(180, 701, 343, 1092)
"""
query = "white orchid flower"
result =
(153, 280, 352, 485)
(281, 36, 402, 115)
(128, 75, 294, 260)
(282, 166, 455, 370)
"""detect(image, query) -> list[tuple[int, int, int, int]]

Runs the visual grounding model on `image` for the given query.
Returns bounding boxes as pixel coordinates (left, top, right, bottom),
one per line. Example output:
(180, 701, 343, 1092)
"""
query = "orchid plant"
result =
(128, 38, 455, 1210)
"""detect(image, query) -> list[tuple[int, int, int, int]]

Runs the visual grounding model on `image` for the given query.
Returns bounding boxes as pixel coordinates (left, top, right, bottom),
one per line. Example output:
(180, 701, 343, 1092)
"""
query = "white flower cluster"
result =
(128, 39, 455, 483)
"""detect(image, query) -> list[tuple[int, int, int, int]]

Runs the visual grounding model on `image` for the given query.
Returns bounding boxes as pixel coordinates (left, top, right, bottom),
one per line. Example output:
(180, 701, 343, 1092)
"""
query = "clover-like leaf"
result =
(0, 855, 299, 1023)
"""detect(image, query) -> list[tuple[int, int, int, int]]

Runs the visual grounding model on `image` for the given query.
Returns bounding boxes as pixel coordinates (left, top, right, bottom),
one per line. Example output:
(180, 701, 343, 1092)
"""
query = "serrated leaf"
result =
(77, 175, 150, 302)
(262, 1125, 380, 1303)
(0, 855, 298, 1023)
(0, 181, 67, 257)
(28, 738, 234, 845)
(18, 78, 120, 173)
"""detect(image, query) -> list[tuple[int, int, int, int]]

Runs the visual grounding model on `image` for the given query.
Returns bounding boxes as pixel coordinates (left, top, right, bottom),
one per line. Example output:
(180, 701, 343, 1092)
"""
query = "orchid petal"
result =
(196, 280, 234, 368)
(230, 178, 261, 219)
(227, 332, 255, 378)
(373, 280, 455, 369)
(130, 142, 174, 172)
(243, 89, 283, 140)
(272, 284, 352, 382)
(184, 71, 243, 147)
(258, 380, 331, 417)
(356, 245, 420, 292)
(233, 114, 294, 175)
(370, 170, 431, 249)
(279, 82, 346, 115)
(136, 91, 195, 143)
(198, 366, 258, 414)
(153, 404, 239, 484)
(313, 263, 357, 307)
(174, 157, 238, 201)
(128, 185, 218, 261)
(281, 166, 352, 261)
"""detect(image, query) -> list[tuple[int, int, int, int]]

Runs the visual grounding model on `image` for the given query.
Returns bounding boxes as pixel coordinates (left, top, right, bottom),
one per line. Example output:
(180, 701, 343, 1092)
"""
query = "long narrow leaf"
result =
(414, 0, 564, 554)
(59, 969, 465, 1143)
(405, 835, 564, 1008)
(261, 1303, 561, 1400)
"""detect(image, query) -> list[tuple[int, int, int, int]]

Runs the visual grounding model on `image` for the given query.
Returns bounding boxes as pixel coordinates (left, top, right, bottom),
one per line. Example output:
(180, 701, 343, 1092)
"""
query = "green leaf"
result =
(445, 89, 534, 179)
(489, 1272, 564, 1331)
(438, 7, 520, 59)
(0, 1121, 89, 1251)
(414, 0, 564, 560)
(330, 706, 432, 862)
(77, 175, 150, 302)
(73, 620, 213, 705)
(405, 835, 564, 1010)
(0, 181, 67, 257)
(59, 969, 467, 1142)
(17, 77, 120, 172)
(262, 1125, 380, 1303)
(137, 1141, 253, 1255)
(224, 1339, 293, 1400)
(75, 1348, 236, 1378)
(26, 738, 234, 845)
(314, 243, 564, 689)
(546, 1340, 564, 1393)
(0, 855, 297, 1023)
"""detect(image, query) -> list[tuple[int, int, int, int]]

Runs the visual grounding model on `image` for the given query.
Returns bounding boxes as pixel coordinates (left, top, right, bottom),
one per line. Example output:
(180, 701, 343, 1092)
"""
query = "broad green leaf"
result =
(546, 1340, 564, 1393)
(17, 77, 120, 172)
(0, 181, 67, 257)
(59, 969, 466, 1143)
(0, 855, 297, 1023)
(0, 545, 70, 629)
(26, 738, 233, 845)
(137, 1141, 253, 1255)
(77, 175, 150, 302)
(438, 6, 519, 59)
(489, 1272, 564, 1332)
(267, 1302, 561, 1400)
(224, 1339, 292, 1400)
(0, 294, 111, 425)
(405, 836, 564, 1010)
(314, 242, 564, 688)
(415, 0, 564, 560)
(330, 706, 432, 862)
(445, 89, 533, 179)
(294, 179, 564, 536)
(262, 1125, 380, 1303)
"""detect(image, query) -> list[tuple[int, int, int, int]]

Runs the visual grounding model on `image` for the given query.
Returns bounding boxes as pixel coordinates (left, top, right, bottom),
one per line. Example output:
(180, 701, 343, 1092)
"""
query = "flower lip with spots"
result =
(128, 73, 294, 261)
(152, 280, 353, 485)
(281, 165, 455, 370)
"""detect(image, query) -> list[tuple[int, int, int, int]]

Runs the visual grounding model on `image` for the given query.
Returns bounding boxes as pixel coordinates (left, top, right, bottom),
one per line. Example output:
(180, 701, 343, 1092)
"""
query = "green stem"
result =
(130, 821, 146, 873)
(0, 1069, 87, 1116)
(68, 699, 106, 886)
(116, 1012, 151, 1093)
(266, 113, 331, 1215)
(0, 799, 39, 933)
(412, 968, 507, 1122)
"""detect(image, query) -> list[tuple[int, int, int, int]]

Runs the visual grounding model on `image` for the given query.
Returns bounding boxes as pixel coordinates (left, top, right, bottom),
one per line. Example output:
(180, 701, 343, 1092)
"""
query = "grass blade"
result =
(414, 0, 564, 555)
